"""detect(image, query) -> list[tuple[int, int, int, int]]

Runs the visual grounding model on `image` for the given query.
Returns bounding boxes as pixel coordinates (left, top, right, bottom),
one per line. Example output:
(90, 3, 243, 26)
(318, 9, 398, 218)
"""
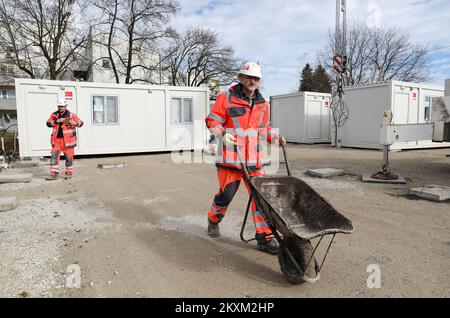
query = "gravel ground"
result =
(0, 144, 449, 298)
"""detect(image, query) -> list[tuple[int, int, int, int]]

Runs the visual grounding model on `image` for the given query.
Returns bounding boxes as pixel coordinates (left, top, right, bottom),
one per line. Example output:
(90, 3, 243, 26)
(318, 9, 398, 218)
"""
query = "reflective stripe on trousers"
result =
(50, 138, 75, 175)
(207, 168, 271, 236)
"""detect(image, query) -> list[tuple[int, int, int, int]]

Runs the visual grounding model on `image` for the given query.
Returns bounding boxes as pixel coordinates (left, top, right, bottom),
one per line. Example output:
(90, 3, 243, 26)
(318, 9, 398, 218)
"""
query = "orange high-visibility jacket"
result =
(46, 110, 83, 148)
(205, 83, 278, 172)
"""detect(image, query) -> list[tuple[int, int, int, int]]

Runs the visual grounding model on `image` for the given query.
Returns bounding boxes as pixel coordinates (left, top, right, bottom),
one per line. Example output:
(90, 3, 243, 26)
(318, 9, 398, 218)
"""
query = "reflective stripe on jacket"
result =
(46, 110, 83, 149)
(205, 83, 278, 171)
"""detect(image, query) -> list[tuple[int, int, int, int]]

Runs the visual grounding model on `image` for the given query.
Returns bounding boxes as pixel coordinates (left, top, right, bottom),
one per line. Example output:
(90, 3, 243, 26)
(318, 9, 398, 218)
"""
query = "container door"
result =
(24, 86, 77, 152)
(306, 99, 321, 139)
(393, 87, 419, 124)
(392, 86, 419, 148)
(393, 92, 409, 124)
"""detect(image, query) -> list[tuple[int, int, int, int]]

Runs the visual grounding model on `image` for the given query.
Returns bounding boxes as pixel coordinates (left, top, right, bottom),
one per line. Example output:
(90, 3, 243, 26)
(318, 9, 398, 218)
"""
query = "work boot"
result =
(207, 219, 220, 238)
(45, 174, 58, 181)
(256, 233, 279, 255)
(64, 174, 72, 180)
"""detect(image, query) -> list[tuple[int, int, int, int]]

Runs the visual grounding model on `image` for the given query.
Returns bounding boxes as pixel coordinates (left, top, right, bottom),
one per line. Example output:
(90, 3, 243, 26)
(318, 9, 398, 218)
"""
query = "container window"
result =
(424, 96, 430, 121)
(6, 46, 14, 58)
(106, 96, 118, 123)
(171, 97, 193, 124)
(183, 98, 193, 123)
(102, 58, 111, 69)
(33, 67, 45, 78)
(171, 98, 181, 123)
(92, 95, 119, 125)
(424, 96, 440, 121)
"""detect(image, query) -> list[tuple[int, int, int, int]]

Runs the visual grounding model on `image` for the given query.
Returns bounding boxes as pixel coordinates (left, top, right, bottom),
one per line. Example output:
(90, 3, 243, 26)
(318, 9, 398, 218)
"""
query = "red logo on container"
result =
(324, 101, 329, 107)
(412, 92, 417, 98)
(65, 91, 73, 97)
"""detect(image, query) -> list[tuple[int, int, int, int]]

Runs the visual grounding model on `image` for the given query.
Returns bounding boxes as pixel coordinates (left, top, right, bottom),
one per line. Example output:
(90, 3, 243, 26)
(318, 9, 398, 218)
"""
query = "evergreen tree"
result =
(299, 63, 314, 92)
(312, 64, 332, 93)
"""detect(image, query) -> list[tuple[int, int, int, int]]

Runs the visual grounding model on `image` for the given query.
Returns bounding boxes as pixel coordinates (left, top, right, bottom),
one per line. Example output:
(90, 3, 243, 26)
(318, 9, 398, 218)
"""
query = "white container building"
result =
(337, 80, 448, 150)
(15, 79, 209, 157)
(270, 92, 332, 144)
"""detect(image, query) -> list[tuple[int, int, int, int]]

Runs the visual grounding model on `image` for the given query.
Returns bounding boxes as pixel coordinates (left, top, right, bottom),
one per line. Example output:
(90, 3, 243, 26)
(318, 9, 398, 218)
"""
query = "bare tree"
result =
(0, 0, 37, 80)
(0, 0, 92, 80)
(317, 22, 429, 86)
(369, 27, 429, 83)
(92, 0, 178, 84)
(163, 27, 238, 90)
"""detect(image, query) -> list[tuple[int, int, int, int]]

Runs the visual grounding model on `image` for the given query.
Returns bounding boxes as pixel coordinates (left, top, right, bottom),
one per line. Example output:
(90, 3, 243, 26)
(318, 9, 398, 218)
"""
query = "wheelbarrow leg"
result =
(240, 195, 276, 243)
(239, 195, 257, 243)
(319, 233, 336, 272)
(303, 233, 336, 276)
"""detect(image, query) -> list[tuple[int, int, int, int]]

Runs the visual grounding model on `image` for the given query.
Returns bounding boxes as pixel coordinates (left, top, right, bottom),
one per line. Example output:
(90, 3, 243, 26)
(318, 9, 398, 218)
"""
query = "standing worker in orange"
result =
(205, 61, 286, 254)
(45, 98, 83, 180)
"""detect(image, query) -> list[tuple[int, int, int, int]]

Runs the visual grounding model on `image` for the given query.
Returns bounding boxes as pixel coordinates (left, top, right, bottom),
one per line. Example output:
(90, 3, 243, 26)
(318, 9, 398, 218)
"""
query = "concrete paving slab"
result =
(0, 173, 33, 183)
(409, 185, 450, 202)
(306, 168, 345, 178)
(97, 163, 127, 169)
(0, 196, 17, 212)
(9, 161, 40, 169)
(362, 174, 406, 184)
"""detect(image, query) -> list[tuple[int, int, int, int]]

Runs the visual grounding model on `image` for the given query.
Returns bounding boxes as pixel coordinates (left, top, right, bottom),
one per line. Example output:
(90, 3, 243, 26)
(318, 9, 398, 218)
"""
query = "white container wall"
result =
(15, 79, 209, 157)
(337, 80, 449, 150)
(270, 92, 332, 143)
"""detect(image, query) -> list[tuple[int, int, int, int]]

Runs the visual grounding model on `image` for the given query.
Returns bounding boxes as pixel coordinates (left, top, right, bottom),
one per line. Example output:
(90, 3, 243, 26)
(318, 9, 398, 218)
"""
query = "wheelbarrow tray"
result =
(251, 176, 353, 240)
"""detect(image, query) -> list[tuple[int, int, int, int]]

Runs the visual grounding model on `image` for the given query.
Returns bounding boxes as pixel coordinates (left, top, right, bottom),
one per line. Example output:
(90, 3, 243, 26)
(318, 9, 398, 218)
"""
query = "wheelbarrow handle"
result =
(280, 142, 291, 177)
(237, 142, 291, 179)
(236, 145, 252, 182)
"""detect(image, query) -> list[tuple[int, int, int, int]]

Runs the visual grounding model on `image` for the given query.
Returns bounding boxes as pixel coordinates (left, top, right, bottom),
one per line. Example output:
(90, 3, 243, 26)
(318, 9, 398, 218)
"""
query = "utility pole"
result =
(331, 0, 349, 148)
(335, 0, 347, 75)
(335, 0, 340, 56)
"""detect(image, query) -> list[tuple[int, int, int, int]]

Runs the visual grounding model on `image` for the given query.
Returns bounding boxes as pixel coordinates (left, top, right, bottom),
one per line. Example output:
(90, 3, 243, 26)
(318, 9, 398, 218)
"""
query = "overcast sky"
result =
(171, 0, 450, 98)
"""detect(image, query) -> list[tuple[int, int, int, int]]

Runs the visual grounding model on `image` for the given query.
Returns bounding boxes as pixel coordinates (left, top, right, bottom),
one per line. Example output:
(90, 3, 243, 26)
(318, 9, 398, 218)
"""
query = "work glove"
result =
(207, 142, 218, 156)
(67, 119, 78, 126)
(273, 135, 286, 146)
(223, 133, 237, 146)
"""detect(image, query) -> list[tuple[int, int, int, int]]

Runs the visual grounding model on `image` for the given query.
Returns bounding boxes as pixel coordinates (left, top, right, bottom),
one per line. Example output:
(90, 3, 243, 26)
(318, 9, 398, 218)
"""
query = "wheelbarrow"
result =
(237, 144, 353, 284)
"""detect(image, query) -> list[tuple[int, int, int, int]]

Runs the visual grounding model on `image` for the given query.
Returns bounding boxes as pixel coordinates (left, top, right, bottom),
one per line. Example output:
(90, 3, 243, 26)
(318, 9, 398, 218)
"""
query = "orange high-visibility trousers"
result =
(207, 168, 271, 237)
(50, 137, 75, 176)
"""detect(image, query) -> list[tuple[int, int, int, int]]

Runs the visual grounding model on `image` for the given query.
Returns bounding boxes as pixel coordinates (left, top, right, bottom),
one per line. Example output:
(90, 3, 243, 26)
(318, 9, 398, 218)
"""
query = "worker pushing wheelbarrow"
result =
(205, 61, 353, 283)
(238, 144, 354, 284)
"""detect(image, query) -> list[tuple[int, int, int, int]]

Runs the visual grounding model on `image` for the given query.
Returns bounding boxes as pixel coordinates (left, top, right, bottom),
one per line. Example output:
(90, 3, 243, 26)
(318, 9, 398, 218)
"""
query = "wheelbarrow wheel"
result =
(278, 236, 319, 284)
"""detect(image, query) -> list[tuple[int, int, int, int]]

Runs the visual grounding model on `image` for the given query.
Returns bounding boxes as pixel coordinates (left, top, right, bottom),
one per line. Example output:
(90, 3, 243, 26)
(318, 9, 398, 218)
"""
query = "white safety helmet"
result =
(237, 61, 262, 79)
(57, 97, 68, 106)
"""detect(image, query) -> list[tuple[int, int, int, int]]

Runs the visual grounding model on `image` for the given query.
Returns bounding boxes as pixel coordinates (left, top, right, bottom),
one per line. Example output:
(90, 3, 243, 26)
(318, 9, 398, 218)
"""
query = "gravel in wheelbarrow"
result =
(251, 176, 353, 240)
